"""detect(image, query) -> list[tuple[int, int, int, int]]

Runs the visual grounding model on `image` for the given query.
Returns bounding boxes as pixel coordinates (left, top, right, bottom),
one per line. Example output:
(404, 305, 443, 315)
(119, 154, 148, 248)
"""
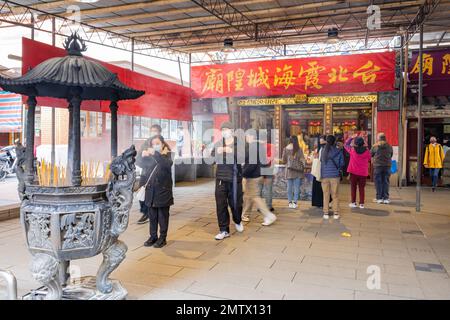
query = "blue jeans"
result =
(430, 168, 440, 187)
(374, 167, 390, 200)
(287, 177, 302, 203)
(258, 176, 273, 209)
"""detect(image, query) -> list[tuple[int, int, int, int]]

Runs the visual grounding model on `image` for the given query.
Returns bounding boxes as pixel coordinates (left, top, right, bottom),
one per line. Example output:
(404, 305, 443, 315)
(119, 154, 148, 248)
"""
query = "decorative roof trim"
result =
(63, 32, 87, 56)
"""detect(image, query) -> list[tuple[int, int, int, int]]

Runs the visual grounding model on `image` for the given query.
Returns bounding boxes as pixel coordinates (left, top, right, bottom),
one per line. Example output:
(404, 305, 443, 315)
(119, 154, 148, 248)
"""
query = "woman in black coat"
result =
(135, 126, 171, 224)
(141, 135, 173, 248)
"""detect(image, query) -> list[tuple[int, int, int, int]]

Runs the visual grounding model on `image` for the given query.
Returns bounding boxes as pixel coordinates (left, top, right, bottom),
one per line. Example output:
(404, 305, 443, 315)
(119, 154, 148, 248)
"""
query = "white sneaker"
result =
(383, 199, 390, 204)
(333, 213, 340, 219)
(235, 223, 244, 233)
(359, 204, 365, 209)
(241, 215, 250, 222)
(349, 202, 357, 208)
(288, 202, 293, 208)
(292, 202, 298, 209)
(323, 213, 329, 220)
(376, 199, 383, 204)
(215, 231, 230, 240)
(262, 214, 277, 226)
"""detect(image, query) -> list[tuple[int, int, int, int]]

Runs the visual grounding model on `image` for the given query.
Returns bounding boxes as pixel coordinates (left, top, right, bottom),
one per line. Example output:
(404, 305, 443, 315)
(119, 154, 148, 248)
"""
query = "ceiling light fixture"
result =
(221, 38, 236, 53)
(327, 27, 339, 44)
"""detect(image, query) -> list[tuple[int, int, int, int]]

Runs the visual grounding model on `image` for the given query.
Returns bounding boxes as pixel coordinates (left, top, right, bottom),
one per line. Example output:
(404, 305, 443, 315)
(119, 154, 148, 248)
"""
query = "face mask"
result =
(151, 131, 159, 137)
(153, 144, 162, 152)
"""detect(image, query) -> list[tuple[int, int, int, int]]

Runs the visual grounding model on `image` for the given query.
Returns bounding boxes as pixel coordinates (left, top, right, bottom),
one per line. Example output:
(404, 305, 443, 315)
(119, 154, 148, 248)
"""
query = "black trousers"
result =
(215, 179, 243, 232)
(139, 201, 148, 215)
(149, 206, 170, 240)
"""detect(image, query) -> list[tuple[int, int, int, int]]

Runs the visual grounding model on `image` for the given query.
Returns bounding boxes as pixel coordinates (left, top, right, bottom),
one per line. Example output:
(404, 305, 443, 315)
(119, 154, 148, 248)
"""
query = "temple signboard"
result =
(409, 48, 450, 96)
(192, 52, 396, 99)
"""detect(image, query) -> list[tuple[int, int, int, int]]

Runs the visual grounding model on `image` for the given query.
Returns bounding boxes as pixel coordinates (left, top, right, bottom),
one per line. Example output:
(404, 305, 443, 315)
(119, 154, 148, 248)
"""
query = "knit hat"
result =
(220, 121, 234, 130)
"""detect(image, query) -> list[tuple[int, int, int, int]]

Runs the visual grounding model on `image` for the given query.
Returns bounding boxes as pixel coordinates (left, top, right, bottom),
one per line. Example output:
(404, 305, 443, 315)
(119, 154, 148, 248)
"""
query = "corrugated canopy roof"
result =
(2, 0, 450, 61)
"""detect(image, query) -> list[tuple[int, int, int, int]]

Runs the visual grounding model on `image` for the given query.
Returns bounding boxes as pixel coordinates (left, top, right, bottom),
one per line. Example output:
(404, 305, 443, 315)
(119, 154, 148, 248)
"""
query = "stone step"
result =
(0, 203, 20, 221)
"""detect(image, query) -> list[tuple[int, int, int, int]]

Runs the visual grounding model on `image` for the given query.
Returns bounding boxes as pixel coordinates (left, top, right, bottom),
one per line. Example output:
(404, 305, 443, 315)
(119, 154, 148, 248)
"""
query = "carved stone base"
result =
(22, 276, 127, 300)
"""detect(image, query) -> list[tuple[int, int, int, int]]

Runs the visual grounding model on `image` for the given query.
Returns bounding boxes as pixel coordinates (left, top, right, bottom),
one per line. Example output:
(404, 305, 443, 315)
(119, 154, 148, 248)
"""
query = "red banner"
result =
(377, 110, 399, 146)
(191, 52, 395, 99)
(21, 38, 192, 121)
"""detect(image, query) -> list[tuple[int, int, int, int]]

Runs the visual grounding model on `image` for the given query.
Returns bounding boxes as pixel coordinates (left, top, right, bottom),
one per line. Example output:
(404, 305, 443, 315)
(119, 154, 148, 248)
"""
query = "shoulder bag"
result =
(311, 149, 322, 181)
(135, 163, 159, 202)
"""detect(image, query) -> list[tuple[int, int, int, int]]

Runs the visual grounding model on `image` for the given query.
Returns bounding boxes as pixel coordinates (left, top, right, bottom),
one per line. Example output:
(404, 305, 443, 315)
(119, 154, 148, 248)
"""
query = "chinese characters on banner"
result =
(191, 52, 396, 98)
(409, 49, 450, 96)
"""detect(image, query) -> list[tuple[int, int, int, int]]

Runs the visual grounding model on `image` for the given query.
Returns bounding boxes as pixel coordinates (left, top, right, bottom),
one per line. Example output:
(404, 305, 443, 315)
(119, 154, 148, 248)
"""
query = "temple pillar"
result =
(25, 96, 37, 184)
(109, 100, 118, 158)
(69, 88, 82, 186)
(67, 103, 73, 179)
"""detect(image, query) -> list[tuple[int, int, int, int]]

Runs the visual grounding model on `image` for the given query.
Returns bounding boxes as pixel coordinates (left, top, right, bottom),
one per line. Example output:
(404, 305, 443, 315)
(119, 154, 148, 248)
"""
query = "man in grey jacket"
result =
(370, 133, 393, 204)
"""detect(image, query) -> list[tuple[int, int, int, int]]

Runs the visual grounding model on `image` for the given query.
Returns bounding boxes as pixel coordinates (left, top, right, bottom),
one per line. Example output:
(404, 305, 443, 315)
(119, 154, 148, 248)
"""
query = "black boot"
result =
(137, 214, 149, 224)
(144, 237, 158, 247)
(153, 238, 167, 248)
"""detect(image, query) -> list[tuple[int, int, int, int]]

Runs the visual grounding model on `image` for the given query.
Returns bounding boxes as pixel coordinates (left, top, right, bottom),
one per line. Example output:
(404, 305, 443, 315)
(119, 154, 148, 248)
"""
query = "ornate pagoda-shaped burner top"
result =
(63, 33, 87, 56)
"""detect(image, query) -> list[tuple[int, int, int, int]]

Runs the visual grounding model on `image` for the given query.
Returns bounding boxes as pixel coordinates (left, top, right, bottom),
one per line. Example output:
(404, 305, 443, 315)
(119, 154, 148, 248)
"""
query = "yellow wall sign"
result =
(238, 97, 299, 106)
(237, 94, 376, 106)
(308, 95, 377, 104)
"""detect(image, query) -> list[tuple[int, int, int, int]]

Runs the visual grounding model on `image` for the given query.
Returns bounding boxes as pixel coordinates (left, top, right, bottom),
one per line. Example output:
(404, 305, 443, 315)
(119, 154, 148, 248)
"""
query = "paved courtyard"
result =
(1, 179, 450, 300)
(0, 175, 19, 207)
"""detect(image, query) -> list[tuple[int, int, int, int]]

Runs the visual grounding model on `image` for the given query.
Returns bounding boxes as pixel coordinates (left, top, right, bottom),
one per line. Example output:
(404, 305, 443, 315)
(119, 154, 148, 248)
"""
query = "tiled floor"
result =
(1, 179, 450, 300)
(0, 176, 19, 207)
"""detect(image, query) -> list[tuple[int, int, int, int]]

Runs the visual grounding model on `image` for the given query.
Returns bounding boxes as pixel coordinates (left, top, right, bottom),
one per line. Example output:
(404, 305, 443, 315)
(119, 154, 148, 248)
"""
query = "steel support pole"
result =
(24, 12, 35, 149)
(178, 57, 184, 86)
(30, 13, 34, 40)
(416, 24, 424, 212)
(131, 37, 135, 71)
(398, 35, 405, 188)
(51, 17, 56, 184)
(401, 33, 409, 187)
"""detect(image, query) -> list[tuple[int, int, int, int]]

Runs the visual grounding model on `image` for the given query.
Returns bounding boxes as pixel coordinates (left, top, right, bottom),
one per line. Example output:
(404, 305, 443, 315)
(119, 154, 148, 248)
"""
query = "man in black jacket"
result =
(242, 131, 277, 226)
(210, 122, 245, 240)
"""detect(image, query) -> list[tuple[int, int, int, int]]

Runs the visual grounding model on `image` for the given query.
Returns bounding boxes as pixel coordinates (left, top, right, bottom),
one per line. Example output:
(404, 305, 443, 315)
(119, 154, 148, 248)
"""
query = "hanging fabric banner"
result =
(20, 38, 192, 121)
(191, 51, 396, 98)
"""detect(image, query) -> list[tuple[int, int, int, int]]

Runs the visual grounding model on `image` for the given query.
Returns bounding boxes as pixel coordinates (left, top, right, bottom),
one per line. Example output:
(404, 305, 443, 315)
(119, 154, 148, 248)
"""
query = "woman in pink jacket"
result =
(345, 135, 371, 208)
